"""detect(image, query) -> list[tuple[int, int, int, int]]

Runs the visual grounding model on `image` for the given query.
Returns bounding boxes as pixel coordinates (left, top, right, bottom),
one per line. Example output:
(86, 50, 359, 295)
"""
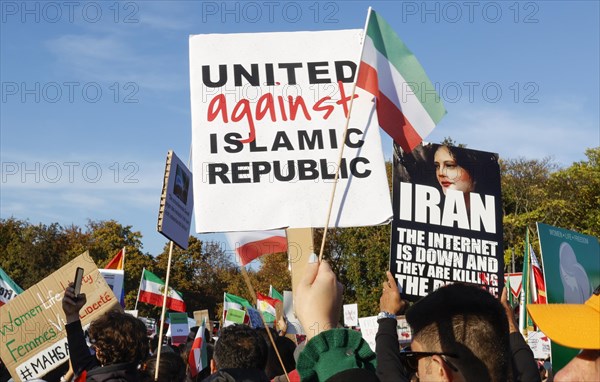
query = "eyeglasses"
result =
(399, 351, 459, 372)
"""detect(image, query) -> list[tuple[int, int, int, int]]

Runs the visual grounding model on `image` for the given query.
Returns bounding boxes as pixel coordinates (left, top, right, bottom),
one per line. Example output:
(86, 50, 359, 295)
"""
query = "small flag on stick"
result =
(227, 230, 287, 266)
(138, 269, 186, 312)
(189, 319, 208, 377)
(0, 267, 23, 307)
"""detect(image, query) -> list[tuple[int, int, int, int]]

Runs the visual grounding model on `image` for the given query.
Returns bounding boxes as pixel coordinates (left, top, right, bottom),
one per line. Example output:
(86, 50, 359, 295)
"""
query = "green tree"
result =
(546, 147, 600, 237)
(0, 218, 71, 288)
(81, 220, 155, 312)
(154, 238, 237, 319)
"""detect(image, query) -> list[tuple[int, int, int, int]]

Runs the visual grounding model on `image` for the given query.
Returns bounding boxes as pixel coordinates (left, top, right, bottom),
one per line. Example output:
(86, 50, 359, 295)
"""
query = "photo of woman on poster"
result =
(432, 144, 500, 212)
(393, 143, 500, 202)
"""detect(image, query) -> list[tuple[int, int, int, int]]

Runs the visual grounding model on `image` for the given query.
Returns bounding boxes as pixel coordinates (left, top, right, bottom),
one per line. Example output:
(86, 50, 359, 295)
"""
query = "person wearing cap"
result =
(294, 254, 379, 382)
(527, 285, 600, 381)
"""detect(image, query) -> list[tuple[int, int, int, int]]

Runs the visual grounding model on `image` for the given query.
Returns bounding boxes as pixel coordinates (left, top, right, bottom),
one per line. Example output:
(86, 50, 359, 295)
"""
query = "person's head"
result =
(212, 325, 268, 371)
(257, 327, 296, 379)
(528, 285, 600, 381)
(405, 283, 510, 382)
(87, 310, 149, 366)
(434, 145, 475, 195)
(141, 351, 186, 382)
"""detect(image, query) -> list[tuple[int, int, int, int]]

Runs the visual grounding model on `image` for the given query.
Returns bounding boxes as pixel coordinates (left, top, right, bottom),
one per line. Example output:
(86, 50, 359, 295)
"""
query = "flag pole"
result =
(134, 267, 145, 311)
(511, 248, 515, 274)
(519, 229, 530, 336)
(155, 241, 175, 381)
(240, 267, 290, 382)
(318, 7, 373, 263)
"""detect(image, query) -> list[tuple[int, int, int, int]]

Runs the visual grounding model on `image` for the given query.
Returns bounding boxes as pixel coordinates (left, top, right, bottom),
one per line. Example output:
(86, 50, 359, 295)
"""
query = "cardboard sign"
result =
(0, 252, 121, 381)
(358, 315, 412, 352)
(157, 150, 194, 249)
(190, 30, 392, 232)
(389, 143, 504, 301)
(343, 303, 358, 327)
(193, 309, 211, 329)
(537, 223, 600, 371)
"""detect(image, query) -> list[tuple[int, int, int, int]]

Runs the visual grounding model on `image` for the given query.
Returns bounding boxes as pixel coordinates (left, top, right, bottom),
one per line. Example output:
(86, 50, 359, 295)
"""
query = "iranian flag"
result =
(223, 292, 252, 327)
(0, 267, 23, 307)
(257, 292, 281, 324)
(226, 230, 287, 266)
(356, 8, 446, 153)
(189, 319, 208, 377)
(138, 268, 186, 312)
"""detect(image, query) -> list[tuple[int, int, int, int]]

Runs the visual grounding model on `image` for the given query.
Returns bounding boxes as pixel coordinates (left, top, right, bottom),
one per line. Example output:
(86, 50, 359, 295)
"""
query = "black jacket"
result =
(375, 318, 411, 382)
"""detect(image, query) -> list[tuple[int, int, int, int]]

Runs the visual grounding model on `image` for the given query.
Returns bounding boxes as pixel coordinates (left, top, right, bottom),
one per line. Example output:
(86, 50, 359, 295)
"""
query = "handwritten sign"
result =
(358, 315, 412, 352)
(0, 252, 120, 381)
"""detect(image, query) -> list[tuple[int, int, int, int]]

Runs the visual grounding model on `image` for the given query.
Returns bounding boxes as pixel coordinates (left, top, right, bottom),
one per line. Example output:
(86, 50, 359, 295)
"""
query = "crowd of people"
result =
(1, 254, 598, 382)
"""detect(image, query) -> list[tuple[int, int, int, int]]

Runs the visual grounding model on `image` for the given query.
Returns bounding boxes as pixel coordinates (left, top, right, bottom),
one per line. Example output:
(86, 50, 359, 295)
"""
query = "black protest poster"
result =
(390, 143, 504, 301)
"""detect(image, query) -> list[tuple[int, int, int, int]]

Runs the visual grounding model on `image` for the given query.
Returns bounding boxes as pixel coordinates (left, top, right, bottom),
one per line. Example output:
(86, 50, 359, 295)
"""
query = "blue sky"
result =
(1, 1, 598, 257)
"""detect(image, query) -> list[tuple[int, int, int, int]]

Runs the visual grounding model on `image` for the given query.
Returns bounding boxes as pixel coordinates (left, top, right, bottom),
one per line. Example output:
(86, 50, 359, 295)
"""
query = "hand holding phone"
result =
(73, 267, 84, 299)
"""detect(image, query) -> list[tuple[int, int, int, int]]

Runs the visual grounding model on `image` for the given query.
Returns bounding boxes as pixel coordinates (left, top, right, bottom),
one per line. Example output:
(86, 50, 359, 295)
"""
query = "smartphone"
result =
(73, 267, 84, 298)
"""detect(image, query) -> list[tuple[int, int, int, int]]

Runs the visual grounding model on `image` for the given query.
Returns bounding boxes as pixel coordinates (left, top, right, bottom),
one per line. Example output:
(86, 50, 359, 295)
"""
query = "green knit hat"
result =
(296, 328, 378, 382)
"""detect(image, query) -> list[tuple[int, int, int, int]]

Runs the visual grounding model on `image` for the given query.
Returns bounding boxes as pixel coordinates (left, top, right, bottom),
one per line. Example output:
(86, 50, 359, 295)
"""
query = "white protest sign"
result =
(343, 303, 358, 327)
(283, 290, 304, 335)
(99, 269, 124, 305)
(158, 150, 194, 249)
(190, 30, 392, 232)
(168, 313, 190, 346)
(528, 331, 551, 359)
(358, 315, 412, 352)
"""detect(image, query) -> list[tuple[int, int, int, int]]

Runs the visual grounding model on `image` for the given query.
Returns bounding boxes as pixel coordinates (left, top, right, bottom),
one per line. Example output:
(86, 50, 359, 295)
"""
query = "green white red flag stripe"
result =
(357, 9, 446, 153)
(227, 230, 287, 266)
(189, 319, 208, 377)
(0, 267, 23, 307)
(138, 269, 186, 312)
(223, 292, 252, 327)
